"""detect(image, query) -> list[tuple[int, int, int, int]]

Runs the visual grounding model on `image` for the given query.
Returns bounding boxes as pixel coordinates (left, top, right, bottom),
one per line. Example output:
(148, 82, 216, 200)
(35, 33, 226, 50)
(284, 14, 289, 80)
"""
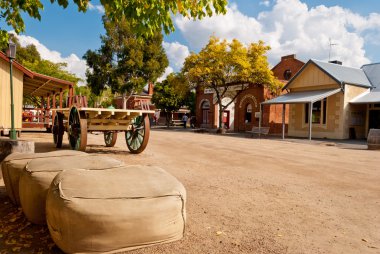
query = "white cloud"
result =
(259, 1, 271, 7)
(175, 0, 380, 67)
(163, 41, 190, 71)
(157, 66, 174, 82)
(87, 2, 105, 14)
(14, 34, 87, 85)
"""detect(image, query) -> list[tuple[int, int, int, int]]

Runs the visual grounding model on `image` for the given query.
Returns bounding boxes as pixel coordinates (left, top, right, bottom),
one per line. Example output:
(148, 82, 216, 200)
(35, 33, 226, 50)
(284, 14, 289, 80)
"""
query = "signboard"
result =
(255, 112, 261, 118)
(204, 88, 214, 94)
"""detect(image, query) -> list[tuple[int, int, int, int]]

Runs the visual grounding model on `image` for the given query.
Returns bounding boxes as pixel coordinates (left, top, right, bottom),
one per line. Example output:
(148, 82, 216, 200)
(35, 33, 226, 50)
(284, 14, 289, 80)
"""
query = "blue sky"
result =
(5, 0, 380, 82)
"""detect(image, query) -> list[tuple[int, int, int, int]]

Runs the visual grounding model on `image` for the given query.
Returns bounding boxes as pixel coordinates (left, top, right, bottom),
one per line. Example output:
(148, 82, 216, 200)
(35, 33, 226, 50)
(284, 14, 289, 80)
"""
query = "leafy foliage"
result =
(0, 0, 227, 47)
(75, 85, 114, 108)
(152, 73, 190, 126)
(182, 36, 281, 129)
(83, 16, 168, 96)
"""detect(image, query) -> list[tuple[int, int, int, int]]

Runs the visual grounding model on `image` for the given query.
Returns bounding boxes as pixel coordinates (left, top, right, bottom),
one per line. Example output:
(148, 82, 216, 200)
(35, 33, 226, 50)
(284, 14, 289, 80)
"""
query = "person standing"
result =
(182, 114, 188, 129)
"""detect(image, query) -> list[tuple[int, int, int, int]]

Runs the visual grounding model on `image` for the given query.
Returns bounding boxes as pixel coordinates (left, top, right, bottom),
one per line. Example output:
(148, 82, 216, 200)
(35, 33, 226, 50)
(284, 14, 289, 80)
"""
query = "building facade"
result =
(263, 60, 380, 139)
(195, 54, 305, 133)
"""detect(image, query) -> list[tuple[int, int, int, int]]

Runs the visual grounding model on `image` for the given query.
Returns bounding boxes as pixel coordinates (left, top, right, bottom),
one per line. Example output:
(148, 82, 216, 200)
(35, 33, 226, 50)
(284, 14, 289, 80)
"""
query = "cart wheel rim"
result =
(53, 113, 63, 148)
(104, 131, 117, 147)
(125, 114, 150, 154)
(68, 107, 87, 151)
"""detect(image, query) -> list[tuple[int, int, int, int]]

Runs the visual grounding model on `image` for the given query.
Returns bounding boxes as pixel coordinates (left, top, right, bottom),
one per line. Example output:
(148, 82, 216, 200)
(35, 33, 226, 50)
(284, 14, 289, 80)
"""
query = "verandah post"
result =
(308, 102, 313, 140)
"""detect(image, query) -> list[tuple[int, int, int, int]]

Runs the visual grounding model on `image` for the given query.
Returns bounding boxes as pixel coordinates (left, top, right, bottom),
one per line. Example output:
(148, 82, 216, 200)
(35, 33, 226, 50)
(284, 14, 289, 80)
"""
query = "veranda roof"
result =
(350, 90, 380, 104)
(1, 51, 75, 97)
(262, 88, 342, 105)
(23, 72, 75, 97)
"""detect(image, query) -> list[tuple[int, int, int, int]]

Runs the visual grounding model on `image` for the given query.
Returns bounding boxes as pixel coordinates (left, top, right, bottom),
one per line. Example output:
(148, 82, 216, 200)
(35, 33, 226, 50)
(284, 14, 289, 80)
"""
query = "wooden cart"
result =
(52, 106, 154, 154)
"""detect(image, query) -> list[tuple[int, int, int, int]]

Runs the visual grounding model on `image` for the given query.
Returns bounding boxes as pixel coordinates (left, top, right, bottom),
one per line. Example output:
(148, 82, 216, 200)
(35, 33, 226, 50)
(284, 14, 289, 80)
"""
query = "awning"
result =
(23, 73, 75, 97)
(350, 90, 380, 104)
(262, 88, 342, 105)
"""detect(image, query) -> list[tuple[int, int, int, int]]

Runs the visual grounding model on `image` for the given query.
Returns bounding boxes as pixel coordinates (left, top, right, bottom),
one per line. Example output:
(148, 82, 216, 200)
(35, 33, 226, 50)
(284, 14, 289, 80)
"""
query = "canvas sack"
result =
(1, 150, 86, 205)
(19, 154, 124, 225)
(46, 165, 186, 253)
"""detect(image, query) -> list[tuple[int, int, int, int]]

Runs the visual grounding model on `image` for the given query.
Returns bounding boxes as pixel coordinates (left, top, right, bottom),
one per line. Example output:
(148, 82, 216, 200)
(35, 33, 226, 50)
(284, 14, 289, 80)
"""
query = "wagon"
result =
(52, 106, 154, 154)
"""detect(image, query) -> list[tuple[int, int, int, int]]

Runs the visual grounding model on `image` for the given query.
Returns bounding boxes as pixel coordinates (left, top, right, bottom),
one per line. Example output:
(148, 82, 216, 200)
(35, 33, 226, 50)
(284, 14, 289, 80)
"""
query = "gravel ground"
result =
(0, 129, 379, 254)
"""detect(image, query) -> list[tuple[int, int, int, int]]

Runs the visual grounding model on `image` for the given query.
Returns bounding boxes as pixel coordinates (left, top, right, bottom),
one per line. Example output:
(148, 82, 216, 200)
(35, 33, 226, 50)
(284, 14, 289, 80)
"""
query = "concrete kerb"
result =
(0, 138, 35, 178)
(150, 127, 368, 150)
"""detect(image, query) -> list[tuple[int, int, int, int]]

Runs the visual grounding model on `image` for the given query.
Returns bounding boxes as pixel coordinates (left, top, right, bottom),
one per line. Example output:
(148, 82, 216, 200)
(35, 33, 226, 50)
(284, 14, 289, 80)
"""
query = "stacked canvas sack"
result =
(1, 150, 86, 205)
(19, 154, 124, 224)
(46, 165, 187, 253)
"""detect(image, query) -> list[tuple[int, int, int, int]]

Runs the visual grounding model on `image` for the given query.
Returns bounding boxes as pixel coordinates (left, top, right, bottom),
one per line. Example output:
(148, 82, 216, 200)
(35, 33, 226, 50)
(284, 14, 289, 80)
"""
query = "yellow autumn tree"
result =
(182, 36, 281, 132)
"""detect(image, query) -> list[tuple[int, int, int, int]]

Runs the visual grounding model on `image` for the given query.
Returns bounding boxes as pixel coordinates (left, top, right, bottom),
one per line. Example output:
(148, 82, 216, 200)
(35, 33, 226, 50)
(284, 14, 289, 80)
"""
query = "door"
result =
(369, 110, 380, 129)
(223, 111, 230, 129)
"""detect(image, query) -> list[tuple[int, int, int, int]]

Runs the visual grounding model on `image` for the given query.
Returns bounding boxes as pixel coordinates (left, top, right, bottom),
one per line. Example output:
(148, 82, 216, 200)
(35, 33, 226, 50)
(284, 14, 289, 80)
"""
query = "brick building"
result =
(113, 83, 155, 110)
(195, 54, 304, 133)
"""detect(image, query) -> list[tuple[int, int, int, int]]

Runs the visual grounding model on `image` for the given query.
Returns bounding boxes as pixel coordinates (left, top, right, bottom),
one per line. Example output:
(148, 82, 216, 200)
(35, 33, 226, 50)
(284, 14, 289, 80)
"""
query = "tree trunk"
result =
(217, 103, 226, 134)
(165, 112, 171, 128)
(122, 93, 127, 109)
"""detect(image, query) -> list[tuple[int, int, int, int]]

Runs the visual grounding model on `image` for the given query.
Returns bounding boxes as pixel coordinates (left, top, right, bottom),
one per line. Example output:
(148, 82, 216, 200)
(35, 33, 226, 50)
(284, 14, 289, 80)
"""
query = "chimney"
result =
(329, 60, 342, 65)
(148, 82, 154, 96)
(281, 54, 296, 61)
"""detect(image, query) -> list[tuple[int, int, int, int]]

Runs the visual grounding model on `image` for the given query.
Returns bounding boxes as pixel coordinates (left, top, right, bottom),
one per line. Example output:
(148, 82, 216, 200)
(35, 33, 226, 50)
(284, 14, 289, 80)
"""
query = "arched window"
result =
(201, 101, 210, 109)
(201, 101, 210, 124)
(245, 104, 252, 123)
(283, 69, 292, 80)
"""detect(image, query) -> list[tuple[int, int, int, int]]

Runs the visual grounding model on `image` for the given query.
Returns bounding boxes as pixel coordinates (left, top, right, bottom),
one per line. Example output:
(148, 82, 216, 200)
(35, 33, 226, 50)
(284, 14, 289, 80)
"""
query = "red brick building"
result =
(195, 54, 304, 133)
(113, 83, 155, 110)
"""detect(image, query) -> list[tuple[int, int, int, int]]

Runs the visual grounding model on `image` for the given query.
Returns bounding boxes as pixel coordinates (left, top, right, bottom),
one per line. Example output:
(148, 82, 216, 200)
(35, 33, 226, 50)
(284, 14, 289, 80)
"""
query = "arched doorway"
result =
(245, 104, 252, 124)
(201, 100, 210, 127)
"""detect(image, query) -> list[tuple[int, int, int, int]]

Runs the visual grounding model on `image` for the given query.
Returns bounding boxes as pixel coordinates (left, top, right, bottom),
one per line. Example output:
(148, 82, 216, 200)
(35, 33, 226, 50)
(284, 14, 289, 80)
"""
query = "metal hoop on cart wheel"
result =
(125, 114, 150, 154)
(104, 131, 118, 147)
(68, 106, 87, 151)
(52, 112, 64, 148)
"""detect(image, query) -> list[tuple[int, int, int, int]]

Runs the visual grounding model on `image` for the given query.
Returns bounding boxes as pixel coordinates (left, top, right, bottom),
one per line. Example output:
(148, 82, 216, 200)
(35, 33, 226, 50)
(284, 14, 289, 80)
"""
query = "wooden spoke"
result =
(125, 114, 150, 154)
(52, 112, 64, 148)
(68, 107, 87, 151)
(104, 131, 118, 147)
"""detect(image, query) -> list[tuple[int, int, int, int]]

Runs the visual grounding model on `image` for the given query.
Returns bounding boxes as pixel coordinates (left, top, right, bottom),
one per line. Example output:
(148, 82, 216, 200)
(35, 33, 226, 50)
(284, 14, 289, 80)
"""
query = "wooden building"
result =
(263, 60, 380, 139)
(0, 52, 75, 135)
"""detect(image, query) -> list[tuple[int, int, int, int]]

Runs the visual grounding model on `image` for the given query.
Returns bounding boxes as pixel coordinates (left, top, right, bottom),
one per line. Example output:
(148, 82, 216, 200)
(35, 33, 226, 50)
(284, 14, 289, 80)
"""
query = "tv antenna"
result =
(328, 38, 338, 61)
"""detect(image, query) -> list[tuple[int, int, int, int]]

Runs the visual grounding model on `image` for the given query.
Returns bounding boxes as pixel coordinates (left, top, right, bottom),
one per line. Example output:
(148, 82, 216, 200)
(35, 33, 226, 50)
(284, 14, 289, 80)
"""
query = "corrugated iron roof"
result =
(262, 88, 342, 105)
(284, 59, 372, 90)
(312, 60, 372, 88)
(350, 90, 380, 104)
(362, 63, 380, 90)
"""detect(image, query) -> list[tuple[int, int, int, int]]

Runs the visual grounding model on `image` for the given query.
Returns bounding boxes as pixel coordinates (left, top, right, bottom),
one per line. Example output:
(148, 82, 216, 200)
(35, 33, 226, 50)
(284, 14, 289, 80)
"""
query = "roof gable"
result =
(284, 59, 372, 90)
(283, 60, 340, 90)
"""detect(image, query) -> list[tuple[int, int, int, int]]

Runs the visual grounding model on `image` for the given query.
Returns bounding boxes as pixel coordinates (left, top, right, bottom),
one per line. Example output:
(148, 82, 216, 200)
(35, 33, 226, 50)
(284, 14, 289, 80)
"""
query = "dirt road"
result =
(1, 130, 379, 253)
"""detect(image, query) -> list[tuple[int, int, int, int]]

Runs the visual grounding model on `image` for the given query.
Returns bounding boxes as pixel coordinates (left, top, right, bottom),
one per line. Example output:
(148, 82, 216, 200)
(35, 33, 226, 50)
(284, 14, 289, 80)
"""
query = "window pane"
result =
(202, 101, 210, 109)
(312, 101, 321, 124)
(305, 103, 309, 123)
(246, 104, 252, 113)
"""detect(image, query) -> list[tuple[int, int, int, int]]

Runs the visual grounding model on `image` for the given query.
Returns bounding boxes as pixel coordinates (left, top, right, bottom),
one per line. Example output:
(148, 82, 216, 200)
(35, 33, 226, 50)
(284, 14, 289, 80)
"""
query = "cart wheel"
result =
(104, 131, 118, 147)
(125, 114, 150, 154)
(68, 107, 87, 151)
(53, 113, 64, 148)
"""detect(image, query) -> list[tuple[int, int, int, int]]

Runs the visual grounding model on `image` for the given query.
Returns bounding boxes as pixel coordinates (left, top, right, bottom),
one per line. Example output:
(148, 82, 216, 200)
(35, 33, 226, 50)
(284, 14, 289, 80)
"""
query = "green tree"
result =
(75, 85, 114, 108)
(0, 0, 227, 46)
(83, 16, 168, 108)
(182, 36, 281, 133)
(152, 73, 189, 127)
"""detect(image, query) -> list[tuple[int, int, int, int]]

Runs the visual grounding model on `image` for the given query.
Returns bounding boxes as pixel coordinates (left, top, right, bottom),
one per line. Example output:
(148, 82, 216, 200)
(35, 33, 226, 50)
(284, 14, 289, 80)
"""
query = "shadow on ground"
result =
(0, 184, 62, 254)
